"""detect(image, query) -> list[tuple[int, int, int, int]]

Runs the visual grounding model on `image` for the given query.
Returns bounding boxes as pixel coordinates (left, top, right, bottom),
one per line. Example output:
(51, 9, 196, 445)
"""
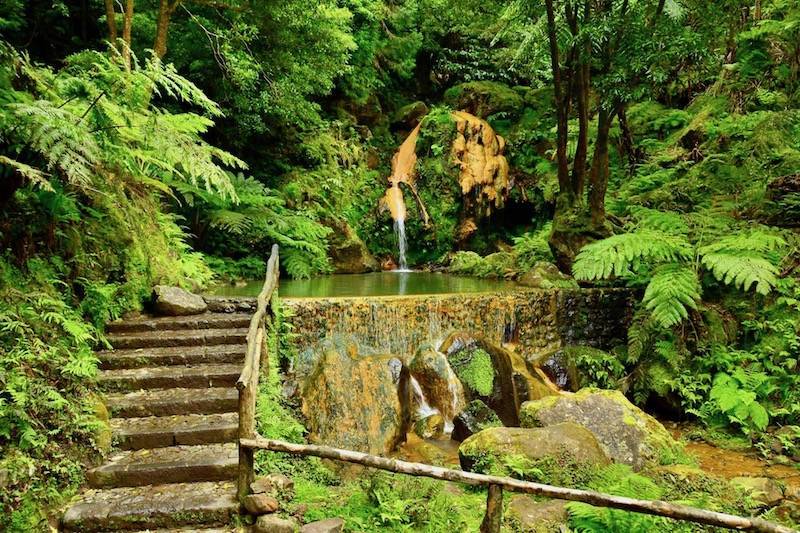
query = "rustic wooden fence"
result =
(236, 246, 794, 533)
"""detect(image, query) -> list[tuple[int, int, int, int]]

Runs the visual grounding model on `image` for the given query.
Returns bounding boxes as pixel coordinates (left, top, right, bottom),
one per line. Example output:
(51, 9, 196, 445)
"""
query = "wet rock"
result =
(244, 493, 280, 515)
(251, 474, 295, 498)
(451, 399, 502, 442)
(325, 219, 379, 274)
(518, 262, 578, 289)
(301, 339, 410, 455)
(392, 101, 429, 129)
(255, 515, 298, 533)
(414, 413, 445, 439)
(506, 496, 568, 531)
(443, 332, 554, 426)
(731, 477, 784, 507)
(301, 517, 345, 533)
(535, 345, 616, 392)
(409, 345, 466, 423)
(520, 388, 682, 470)
(459, 423, 610, 475)
(443, 81, 523, 119)
(152, 285, 207, 316)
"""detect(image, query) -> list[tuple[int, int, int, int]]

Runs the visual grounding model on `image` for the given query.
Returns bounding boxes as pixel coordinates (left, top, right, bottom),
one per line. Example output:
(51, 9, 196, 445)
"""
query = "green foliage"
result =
(449, 348, 495, 396)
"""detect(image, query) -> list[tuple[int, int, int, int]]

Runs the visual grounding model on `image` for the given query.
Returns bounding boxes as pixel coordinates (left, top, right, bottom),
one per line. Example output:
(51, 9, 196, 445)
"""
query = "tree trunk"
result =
(480, 484, 503, 533)
(104, 0, 117, 45)
(617, 105, 640, 174)
(153, 0, 178, 59)
(544, 0, 571, 202)
(588, 107, 613, 230)
(122, 0, 134, 70)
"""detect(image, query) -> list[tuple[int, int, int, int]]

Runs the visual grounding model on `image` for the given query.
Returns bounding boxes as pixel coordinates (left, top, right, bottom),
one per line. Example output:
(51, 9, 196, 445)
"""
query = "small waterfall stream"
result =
(394, 218, 409, 271)
(410, 375, 439, 419)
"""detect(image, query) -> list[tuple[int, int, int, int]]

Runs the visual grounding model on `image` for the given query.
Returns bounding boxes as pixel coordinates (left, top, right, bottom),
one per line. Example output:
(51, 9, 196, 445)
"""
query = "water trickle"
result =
(394, 218, 409, 271)
(410, 375, 439, 419)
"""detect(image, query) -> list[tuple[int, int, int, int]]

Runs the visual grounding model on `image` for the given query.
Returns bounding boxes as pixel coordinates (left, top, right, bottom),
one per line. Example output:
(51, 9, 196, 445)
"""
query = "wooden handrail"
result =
(236, 244, 279, 501)
(241, 438, 796, 533)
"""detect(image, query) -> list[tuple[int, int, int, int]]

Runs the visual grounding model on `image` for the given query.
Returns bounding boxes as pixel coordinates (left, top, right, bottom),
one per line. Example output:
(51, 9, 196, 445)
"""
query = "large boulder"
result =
(459, 423, 610, 475)
(520, 388, 681, 470)
(731, 477, 784, 507)
(325, 219, 379, 274)
(391, 101, 429, 130)
(152, 285, 207, 316)
(301, 340, 410, 455)
(409, 344, 466, 424)
(451, 399, 502, 442)
(518, 262, 578, 289)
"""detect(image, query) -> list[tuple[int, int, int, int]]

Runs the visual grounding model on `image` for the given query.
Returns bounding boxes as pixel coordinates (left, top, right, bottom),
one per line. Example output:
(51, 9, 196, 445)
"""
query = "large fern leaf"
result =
(700, 251, 780, 295)
(643, 263, 701, 328)
(573, 230, 692, 281)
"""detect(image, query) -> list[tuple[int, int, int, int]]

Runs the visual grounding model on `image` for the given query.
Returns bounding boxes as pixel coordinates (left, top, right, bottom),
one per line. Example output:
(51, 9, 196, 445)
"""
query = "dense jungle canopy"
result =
(1, 0, 800, 531)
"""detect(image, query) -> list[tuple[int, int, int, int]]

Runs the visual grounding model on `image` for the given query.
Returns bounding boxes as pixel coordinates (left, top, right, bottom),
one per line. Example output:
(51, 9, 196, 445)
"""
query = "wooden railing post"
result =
(236, 244, 279, 504)
(480, 484, 503, 533)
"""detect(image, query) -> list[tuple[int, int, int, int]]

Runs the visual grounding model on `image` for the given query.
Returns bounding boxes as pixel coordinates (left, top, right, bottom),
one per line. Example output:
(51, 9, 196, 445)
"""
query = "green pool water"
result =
(209, 272, 519, 298)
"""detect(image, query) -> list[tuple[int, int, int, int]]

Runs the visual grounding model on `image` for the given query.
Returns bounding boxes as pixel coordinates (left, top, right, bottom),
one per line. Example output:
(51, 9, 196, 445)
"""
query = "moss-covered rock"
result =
(392, 101, 429, 129)
(458, 423, 610, 475)
(301, 340, 410, 455)
(325, 218, 379, 274)
(451, 399, 502, 442)
(409, 344, 466, 423)
(518, 262, 578, 289)
(443, 81, 524, 119)
(441, 332, 555, 426)
(520, 388, 681, 470)
(506, 496, 567, 532)
(414, 413, 445, 439)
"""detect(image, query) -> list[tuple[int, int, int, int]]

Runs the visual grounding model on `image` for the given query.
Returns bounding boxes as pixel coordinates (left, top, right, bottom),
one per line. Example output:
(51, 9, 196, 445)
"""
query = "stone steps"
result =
(108, 328, 248, 350)
(106, 313, 251, 334)
(88, 443, 238, 488)
(112, 412, 239, 450)
(61, 480, 239, 532)
(98, 344, 245, 370)
(99, 363, 242, 392)
(63, 309, 249, 531)
(106, 387, 239, 418)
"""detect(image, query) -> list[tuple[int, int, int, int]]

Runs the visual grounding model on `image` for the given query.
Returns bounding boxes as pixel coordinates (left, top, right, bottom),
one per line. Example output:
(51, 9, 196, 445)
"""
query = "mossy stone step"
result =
(98, 344, 245, 370)
(88, 443, 237, 488)
(108, 328, 248, 350)
(112, 412, 238, 450)
(61, 480, 238, 532)
(106, 313, 251, 334)
(99, 363, 241, 391)
(106, 387, 239, 418)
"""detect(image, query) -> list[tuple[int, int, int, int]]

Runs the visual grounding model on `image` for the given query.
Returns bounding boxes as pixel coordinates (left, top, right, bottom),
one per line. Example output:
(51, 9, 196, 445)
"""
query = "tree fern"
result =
(643, 263, 701, 328)
(573, 230, 692, 281)
(630, 206, 688, 234)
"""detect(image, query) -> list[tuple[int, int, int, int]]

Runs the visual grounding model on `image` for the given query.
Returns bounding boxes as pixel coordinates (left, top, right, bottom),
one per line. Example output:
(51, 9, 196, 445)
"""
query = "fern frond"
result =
(700, 251, 779, 295)
(630, 206, 688, 235)
(573, 230, 692, 281)
(643, 263, 701, 328)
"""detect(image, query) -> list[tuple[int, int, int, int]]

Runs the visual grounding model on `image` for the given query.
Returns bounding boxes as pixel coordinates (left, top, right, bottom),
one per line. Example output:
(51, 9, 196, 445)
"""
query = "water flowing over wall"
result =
(282, 288, 634, 364)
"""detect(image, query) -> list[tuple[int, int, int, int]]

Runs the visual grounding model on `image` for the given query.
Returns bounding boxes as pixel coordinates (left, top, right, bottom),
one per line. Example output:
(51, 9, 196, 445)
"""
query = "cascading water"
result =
(394, 218, 409, 271)
(410, 376, 439, 419)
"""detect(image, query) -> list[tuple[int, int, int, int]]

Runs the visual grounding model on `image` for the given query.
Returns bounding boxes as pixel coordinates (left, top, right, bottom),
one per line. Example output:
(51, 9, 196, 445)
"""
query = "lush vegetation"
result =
(2, 0, 800, 530)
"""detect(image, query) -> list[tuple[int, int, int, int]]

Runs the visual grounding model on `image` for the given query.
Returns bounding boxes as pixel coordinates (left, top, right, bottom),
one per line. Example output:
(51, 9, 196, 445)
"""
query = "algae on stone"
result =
(520, 388, 682, 470)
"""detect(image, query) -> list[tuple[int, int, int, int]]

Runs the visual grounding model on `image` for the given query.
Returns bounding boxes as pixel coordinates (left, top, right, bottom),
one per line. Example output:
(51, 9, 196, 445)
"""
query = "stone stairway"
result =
(62, 312, 251, 532)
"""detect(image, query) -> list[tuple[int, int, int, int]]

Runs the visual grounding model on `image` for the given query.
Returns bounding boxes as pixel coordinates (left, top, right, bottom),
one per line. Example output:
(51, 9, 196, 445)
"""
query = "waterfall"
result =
(394, 218, 409, 271)
(410, 376, 439, 419)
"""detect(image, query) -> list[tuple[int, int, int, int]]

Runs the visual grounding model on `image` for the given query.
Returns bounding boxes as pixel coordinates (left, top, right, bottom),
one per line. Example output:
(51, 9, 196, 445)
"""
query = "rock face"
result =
(408, 345, 466, 423)
(443, 81, 523, 119)
(459, 423, 610, 475)
(152, 285, 207, 316)
(520, 389, 681, 470)
(441, 332, 554, 426)
(414, 413, 445, 439)
(451, 399, 502, 442)
(325, 219, 379, 274)
(301, 340, 410, 455)
(255, 515, 298, 533)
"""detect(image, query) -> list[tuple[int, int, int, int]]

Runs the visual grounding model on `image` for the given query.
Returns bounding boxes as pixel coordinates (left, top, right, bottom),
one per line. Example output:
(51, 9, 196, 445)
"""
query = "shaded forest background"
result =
(1, 0, 800, 529)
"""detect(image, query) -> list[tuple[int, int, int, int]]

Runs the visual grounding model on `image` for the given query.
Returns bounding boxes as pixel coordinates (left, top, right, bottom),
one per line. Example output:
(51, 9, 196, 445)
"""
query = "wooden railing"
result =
(236, 245, 793, 533)
(240, 438, 794, 533)
(236, 243, 279, 501)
